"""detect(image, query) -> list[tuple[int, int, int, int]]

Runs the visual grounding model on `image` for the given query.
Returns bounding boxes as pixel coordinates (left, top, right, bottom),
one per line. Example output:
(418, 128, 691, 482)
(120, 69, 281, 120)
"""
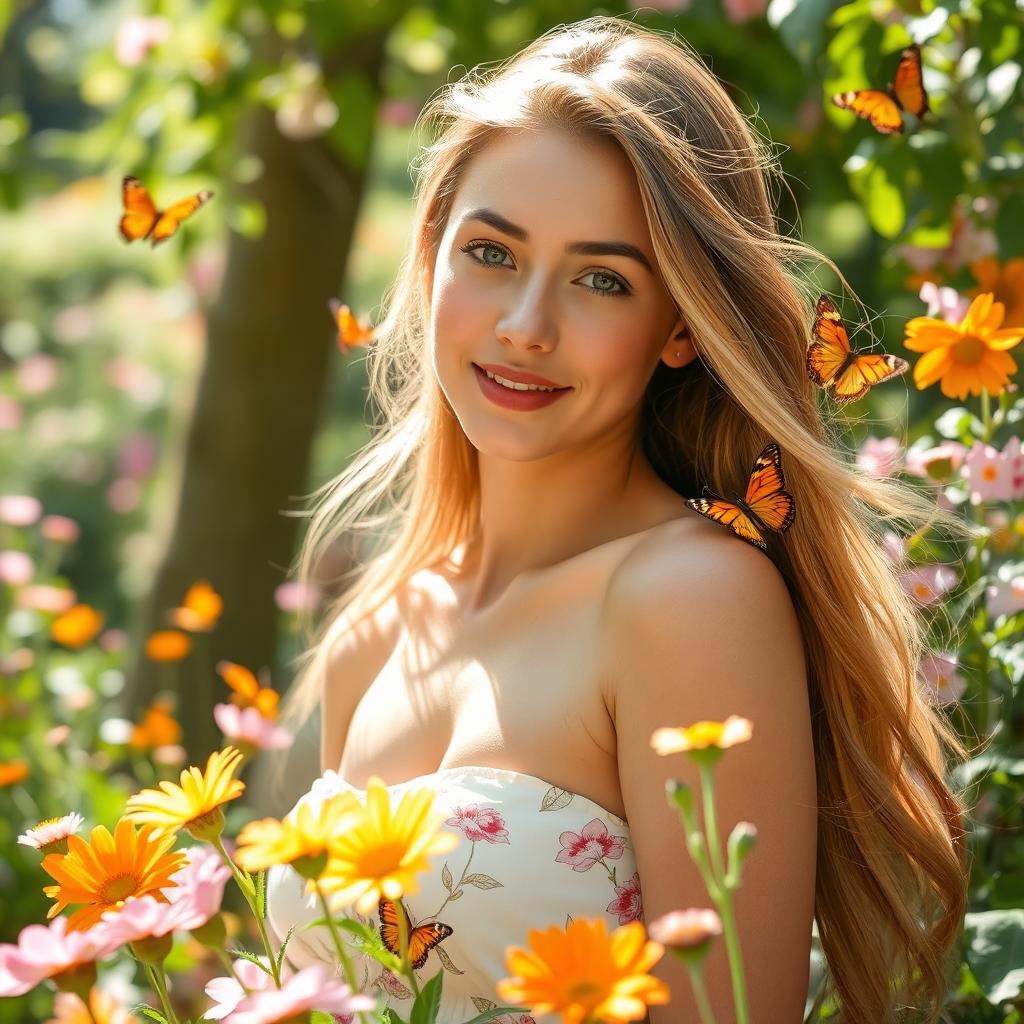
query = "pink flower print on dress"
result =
(556, 818, 626, 872)
(445, 804, 510, 844)
(606, 870, 643, 924)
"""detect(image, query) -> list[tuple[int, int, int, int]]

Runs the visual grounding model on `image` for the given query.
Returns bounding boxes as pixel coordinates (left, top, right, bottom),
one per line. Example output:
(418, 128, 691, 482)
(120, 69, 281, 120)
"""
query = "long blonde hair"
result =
(280, 15, 975, 1023)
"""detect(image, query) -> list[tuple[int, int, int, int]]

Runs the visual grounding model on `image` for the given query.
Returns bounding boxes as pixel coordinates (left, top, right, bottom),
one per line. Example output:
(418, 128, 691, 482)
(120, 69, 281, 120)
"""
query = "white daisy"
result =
(17, 812, 85, 852)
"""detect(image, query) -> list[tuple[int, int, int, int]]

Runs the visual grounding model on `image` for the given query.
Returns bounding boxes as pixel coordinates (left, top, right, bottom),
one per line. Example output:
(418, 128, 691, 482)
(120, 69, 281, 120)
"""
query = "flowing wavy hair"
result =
(278, 15, 975, 1023)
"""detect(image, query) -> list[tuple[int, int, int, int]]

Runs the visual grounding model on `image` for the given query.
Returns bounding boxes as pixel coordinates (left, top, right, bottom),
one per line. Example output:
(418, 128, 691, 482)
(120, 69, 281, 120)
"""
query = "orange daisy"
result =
(904, 292, 1024, 400)
(41, 818, 186, 931)
(130, 696, 182, 751)
(144, 629, 192, 662)
(50, 605, 104, 649)
(0, 759, 29, 788)
(970, 256, 1024, 328)
(168, 580, 223, 632)
(216, 660, 279, 720)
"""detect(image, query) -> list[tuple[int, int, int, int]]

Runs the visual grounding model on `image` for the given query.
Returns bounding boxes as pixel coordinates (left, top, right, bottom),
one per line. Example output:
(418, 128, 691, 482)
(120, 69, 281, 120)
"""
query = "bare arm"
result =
(600, 534, 817, 1024)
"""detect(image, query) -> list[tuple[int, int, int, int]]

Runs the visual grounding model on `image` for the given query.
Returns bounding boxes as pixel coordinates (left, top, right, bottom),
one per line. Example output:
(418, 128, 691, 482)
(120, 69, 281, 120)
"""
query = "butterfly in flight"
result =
(119, 176, 214, 246)
(806, 295, 908, 405)
(831, 43, 928, 135)
(378, 897, 453, 971)
(685, 442, 796, 552)
(329, 299, 375, 353)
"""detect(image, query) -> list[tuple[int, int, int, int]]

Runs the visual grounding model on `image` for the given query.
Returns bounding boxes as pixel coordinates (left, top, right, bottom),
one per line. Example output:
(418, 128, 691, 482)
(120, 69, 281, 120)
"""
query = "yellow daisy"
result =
(236, 792, 363, 882)
(40, 818, 185, 931)
(904, 291, 1024, 400)
(651, 715, 753, 756)
(496, 917, 669, 1024)
(317, 776, 459, 916)
(123, 746, 245, 841)
(970, 256, 1024, 327)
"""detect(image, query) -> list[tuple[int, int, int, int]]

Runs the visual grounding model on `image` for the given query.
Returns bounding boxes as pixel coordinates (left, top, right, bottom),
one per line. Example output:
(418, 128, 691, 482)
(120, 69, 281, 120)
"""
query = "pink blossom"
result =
(16, 585, 76, 614)
(445, 805, 510, 844)
(919, 281, 970, 323)
(15, 354, 59, 396)
(606, 870, 643, 924)
(106, 478, 142, 514)
(856, 436, 904, 478)
(900, 565, 958, 606)
(896, 202, 998, 273)
(99, 845, 230, 947)
(228, 964, 375, 1024)
(114, 16, 171, 67)
(1004, 436, 1024, 498)
(104, 357, 164, 406)
(556, 819, 626, 872)
(117, 432, 158, 479)
(44, 724, 72, 747)
(213, 704, 294, 750)
(918, 652, 967, 705)
(205, 958, 284, 1020)
(0, 397, 23, 431)
(0, 550, 34, 587)
(40, 515, 80, 545)
(273, 580, 322, 613)
(904, 441, 967, 479)
(987, 577, 1024, 618)
(0, 917, 119, 996)
(963, 442, 1015, 504)
(0, 495, 42, 527)
(99, 628, 128, 652)
(378, 98, 421, 127)
(52, 305, 95, 344)
(721, 0, 769, 21)
(881, 532, 907, 566)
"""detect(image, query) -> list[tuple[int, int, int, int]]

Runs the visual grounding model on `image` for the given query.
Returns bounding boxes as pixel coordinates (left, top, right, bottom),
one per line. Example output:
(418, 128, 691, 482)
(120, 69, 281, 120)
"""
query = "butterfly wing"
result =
(831, 88, 904, 135)
(830, 353, 909, 405)
(686, 496, 768, 552)
(150, 189, 215, 246)
(806, 295, 852, 389)
(378, 898, 453, 971)
(330, 299, 375, 352)
(744, 442, 796, 535)
(890, 44, 928, 119)
(119, 176, 159, 243)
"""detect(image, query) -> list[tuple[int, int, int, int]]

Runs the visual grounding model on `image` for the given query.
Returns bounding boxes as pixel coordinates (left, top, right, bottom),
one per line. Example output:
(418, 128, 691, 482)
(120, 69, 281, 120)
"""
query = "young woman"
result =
(267, 15, 971, 1024)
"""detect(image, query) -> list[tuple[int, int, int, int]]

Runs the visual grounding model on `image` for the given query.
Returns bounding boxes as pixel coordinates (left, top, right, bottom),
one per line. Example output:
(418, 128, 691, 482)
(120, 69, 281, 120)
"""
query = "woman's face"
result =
(428, 127, 693, 462)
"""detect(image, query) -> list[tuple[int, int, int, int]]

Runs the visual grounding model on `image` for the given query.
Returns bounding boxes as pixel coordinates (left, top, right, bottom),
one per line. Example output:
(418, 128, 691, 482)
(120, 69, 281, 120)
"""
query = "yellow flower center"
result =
(913, 583, 932, 599)
(953, 334, 985, 364)
(566, 979, 603, 1003)
(356, 840, 406, 876)
(100, 872, 140, 904)
(684, 723, 725, 748)
(33, 817, 61, 830)
(982, 465, 999, 481)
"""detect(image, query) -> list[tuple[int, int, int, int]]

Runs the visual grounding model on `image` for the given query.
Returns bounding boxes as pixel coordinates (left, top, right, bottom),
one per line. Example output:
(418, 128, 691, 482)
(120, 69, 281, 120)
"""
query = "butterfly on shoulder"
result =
(806, 295, 908, 405)
(685, 442, 796, 552)
(378, 897, 453, 971)
(831, 43, 928, 135)
(329, 298, 375, 353)
(119, 176, 214, 246)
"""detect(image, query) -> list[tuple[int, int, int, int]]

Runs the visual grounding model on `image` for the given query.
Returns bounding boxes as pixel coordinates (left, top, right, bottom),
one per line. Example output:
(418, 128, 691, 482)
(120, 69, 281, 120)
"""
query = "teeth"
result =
(483, 368, 560, 392)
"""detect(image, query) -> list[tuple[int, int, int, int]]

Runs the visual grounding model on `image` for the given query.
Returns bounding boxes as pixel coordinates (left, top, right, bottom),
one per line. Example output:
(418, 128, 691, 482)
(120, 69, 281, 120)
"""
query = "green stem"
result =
(973, 390, 994, 738)
(687, 962, 718, 1024)
(315, 884, 371, 1024)
(698, 765, 749, 1024)
(144, 963, 179, 1024)
(391, 897, 421, 999)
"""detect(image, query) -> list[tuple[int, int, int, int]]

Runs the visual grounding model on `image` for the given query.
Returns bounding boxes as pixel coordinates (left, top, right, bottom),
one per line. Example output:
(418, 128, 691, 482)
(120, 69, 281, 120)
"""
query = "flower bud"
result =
(648, 908, 722, 964)
(130, 931, 174, 965)
(190, 912, 228, 950)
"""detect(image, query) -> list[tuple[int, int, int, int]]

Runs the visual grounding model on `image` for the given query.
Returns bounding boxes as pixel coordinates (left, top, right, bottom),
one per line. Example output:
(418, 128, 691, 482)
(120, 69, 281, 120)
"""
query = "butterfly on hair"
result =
(329, 298, 375, 353)
(830, 43, 928, 135)
(685, 442, 796, 552)
(119, 176, 214, 246)
(378, 896, 453, 971)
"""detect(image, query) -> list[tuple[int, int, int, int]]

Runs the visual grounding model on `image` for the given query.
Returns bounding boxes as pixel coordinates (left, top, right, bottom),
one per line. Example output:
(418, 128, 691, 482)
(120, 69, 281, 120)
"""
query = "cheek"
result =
(432, 267, 491, 349)
(582, 321, 659, 386)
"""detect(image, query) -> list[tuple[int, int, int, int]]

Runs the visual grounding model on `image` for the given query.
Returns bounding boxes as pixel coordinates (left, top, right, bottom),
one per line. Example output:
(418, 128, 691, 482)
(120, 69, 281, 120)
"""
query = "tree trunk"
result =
(125, 34, 387, 763)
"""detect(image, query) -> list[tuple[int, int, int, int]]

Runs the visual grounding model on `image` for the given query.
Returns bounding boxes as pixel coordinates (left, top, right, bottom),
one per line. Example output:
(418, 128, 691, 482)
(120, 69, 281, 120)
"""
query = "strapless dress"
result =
(264, 764, 644, 1024)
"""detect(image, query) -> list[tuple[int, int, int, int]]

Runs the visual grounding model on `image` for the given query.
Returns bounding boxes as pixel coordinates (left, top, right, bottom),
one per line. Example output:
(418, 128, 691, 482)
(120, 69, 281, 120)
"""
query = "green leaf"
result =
(933, 407, 984, 444)
(461, 873, 502, 890)
(381, 1010, 409, 1024)
(229, 948, 275, 975)
(255, 869, 267, 918)
(462, 1009, 536, 1024)
(951, 752, 1024, 788)
(129, 1006, 169, 1024)
(410, 969, 444, 1024)
(275, 922, 298, 975)
(964, 910, 1024, 1004)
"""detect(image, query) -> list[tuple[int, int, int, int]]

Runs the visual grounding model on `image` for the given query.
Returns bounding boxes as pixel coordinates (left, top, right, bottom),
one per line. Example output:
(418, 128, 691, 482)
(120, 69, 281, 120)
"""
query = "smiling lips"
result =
(473, 363, 573, 411)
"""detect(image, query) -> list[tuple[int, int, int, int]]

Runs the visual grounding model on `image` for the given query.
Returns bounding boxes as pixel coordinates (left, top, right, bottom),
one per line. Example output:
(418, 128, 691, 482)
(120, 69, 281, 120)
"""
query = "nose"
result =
(494, 275, 558, 352)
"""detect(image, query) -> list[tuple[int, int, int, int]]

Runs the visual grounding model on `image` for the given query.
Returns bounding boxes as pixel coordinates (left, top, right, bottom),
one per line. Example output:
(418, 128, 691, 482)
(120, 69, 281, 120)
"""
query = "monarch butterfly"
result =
(329, 299, 375, 352)
(831, 44, 928, 135)
(378, 897, 453, 971)
(685, 442, 796, 552)
(119, 176, 214, 246)
(806, 295, 908, 404)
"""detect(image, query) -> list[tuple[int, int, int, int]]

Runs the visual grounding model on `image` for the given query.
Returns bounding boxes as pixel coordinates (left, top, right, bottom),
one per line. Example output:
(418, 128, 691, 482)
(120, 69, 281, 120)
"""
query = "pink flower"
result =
(15, 354, 59, 396)
(0, 495, 42, 527)
(555, 819, 626, 872)
(963, 441, 1016, 504)
(881, 532, 907, 566)
(606, 870, 643, 924)
(1003, 436, 1024, 498)
(378, 99, 421, 127)
(52, 305, 95, 344)
(16, 585, 76, 614)
(904, 441, 967, 479)
(987, 576, 1024, 618)
(445, 804, 510, 844)
(228, 964, 374, 1024)
(897, 201, 998, 273)
(900, 565, 958, 606)
(273, 580, 322, 613)
(0, 397, 23, 431)
(857, 436, 904, 478)
(99, 845, 230, 946)
(99, 628, 128, 652)
(205, 957, 284, 1020)
(918, 652, 966, 705)
(919, 281, 970, 323)
(40, 515, 80, 545)
(0, 550, 34, 587)
(106, 478, 142, 514)
(114, 15, 171, 66)
(0, 917, 119, 996)
(117, 432, 158, 479)
(213, 704, 294, 750)
(721, 0, 769, 21)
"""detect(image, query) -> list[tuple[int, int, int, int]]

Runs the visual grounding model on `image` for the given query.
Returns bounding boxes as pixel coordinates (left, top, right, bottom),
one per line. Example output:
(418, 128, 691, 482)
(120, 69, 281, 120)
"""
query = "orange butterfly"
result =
(378, 897, 453, 971)
(119, 175, 214, 246)
(807, 295, 908, 404)
(831, 44, 928, 135)
(329, 299, 375, 353)
(685, 442, 796, 552)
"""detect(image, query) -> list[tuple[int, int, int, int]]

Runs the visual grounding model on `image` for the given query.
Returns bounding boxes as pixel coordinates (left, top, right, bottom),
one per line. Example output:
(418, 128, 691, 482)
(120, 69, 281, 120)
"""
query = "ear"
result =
(661, 322, 698, 370)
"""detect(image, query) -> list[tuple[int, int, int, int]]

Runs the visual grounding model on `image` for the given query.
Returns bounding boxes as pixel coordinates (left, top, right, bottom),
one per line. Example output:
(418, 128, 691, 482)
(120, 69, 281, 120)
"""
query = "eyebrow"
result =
(461, 207, 655, 275)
